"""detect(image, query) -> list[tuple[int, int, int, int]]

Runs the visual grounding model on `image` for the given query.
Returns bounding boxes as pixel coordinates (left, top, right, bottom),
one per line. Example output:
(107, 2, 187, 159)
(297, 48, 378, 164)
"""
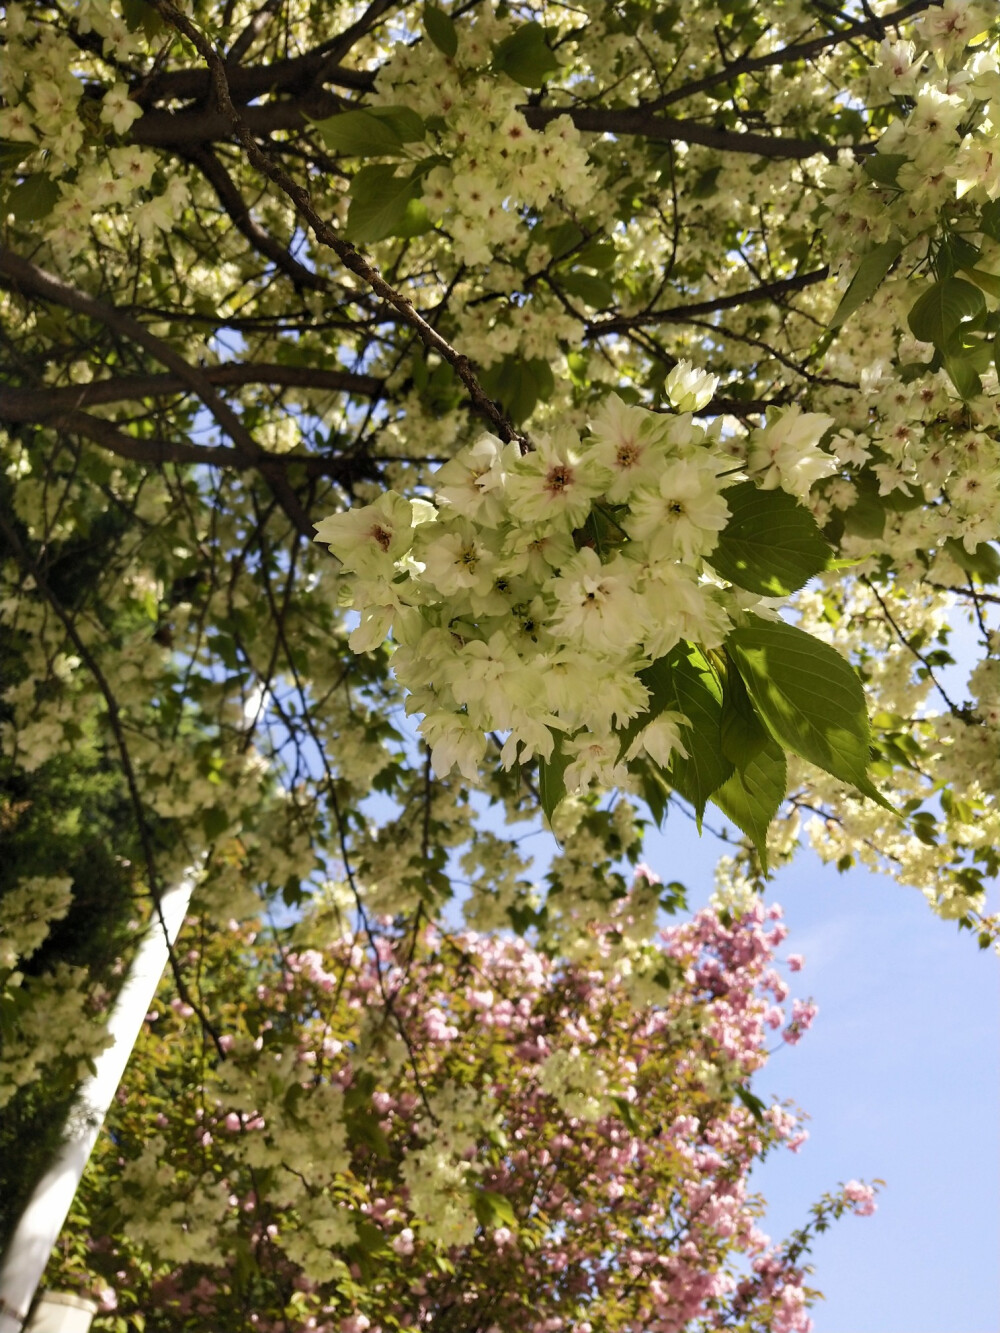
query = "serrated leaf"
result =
(841, 471, 886, 539)
(829, 238, 901, 329)
(472, 1189, 517, 1229)
(544, 219, 584, 259)
(936, 233, 980, 279)
(480, 355, 552, 424)
(5, 174, 59, 222)
(720, 651, 770, 767)
(965, 267, 1000, 300)
(559, 269, 614, 308)
(726, 614, 889, 807)
(491, 22, 559, 87)
(980, 198, 1000, 242)
(424, 3, 458, 56)
(313, 110, 407, 156)
(345, 163, 432, 243)
(537, 730, 571, 823)
(621, 642, 733, 823)
(710, 737, 787, 871)
(121, 0, 164, 35)
(942, 537, 1000, 582)
(734, 1083, 768, 1123)
(943, 351, 982, 400)
(907, 277, 985, 349)
(862, 153, 906, 186)
(709, 482, 832, 596)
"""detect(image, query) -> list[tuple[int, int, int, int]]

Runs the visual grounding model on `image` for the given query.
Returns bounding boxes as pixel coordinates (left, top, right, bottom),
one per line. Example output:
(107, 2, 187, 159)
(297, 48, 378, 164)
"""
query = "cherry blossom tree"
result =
(1, 0, 997, 1326)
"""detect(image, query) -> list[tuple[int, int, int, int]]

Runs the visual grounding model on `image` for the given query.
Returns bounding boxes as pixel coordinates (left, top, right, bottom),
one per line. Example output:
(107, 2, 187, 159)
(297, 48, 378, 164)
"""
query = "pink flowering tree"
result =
(45, 879, 875, 1332)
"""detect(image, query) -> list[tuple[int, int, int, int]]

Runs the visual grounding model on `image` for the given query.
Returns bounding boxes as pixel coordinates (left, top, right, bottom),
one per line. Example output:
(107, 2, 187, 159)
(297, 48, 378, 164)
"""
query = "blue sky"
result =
(641, 813, 999, 1333)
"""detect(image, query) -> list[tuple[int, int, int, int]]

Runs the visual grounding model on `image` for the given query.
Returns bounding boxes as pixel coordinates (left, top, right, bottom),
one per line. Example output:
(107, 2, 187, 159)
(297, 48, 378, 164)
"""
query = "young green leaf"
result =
(313, 109, 413, 156)
(5, 174, 59, 223)
(345, 164, 432, 243)
(907, 276, 985, 349)
(424, 3, 458, 57)
(710, 737, 787, 871)
(829, 238, 901, 329)
(719, 651, 771, 768)
(537, 730, 571, 824)
(491, 22, 560, 87)
(626, 643, 734, 824)
(709, 482, 832, 596)
(558, 270, 615, 309)
(726, 614, 890, 807)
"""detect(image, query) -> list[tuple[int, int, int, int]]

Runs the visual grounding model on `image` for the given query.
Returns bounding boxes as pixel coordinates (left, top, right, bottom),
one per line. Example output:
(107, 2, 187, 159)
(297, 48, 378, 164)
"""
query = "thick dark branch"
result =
(146, 0, 525, 447)
(226, 0, 285, 65)
(131, 53, 371, 108)
(0, 364, 383, 412)
(183, 144, 329, 291)
(586, 267, 830, 336)
(521, 106, 843, 160)
(0, 397, 377, 483)
(131, 88, 342, 147)
(0, 245, 315, 534)
(133, 90, 847, 157)
(648, 0, 940, 109)
(0, 398, 242, 466)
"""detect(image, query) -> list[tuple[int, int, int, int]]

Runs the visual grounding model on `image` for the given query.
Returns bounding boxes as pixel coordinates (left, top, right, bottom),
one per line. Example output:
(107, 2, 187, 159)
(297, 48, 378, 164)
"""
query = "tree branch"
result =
(645, 0, 940, 109)
(0, 364, 384, 411)
(521, 105, 845, 160)
(146, 0, 525, 448)
(586, 266, 830, 336)
(0, 396, 379, 484)
(0, 245, 316, 534)
(182, 144, 330, 291)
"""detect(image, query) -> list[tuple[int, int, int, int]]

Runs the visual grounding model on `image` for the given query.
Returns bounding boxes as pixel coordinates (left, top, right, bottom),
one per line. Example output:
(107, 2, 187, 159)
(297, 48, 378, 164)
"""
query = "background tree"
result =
(0, 0, 997, 1326)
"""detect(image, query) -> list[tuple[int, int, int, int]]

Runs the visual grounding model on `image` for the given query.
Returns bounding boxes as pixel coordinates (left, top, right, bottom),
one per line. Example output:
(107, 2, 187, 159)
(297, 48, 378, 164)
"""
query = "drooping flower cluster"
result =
(316, 373, 835, 792)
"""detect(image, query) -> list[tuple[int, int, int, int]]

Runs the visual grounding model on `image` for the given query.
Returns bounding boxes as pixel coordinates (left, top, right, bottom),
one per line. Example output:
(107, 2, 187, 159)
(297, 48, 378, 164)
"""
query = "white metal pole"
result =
(0, 871, 198, 1333)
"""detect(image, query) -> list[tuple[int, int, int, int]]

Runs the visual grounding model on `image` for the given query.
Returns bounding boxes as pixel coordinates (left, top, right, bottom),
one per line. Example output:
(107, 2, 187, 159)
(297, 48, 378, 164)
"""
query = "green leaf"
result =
(942, 537, 1000, 582)
(734, 1083, 768, 1123)
(719, 651, 770, 768)
(942, 351, 982, 400)
(862, 153, 905, 186)
(559, 270, 614, 308)
(726, 614, 889, 807)
(537, 730, 572, 824)
(690, 165, 723, 198)
(121, 0, 164, 36)
(622, 642, 733, 823)
(710, 737, 787, 871)
(424, 3, 458, 57)
(5, 174, 59, 223)
(965, 267, 1000, 300)
(829, 238, 901, 329)
(543, 219, 584, 259)
(907, 277, 985, 349)
(980, 198, 1000, 242)
(480, 356, 553, 424)
(491, 22, 560, 87)
(840, 470, 886, 539)
(709, 482, 832, 596)
(0, 140, 31, 171)
(472, 1190, 518, 1229)
(202, 806, 229, 841)
(313, 109, 416, 156)
(937, 234, 980, 278)
(345, 163, 433, 243)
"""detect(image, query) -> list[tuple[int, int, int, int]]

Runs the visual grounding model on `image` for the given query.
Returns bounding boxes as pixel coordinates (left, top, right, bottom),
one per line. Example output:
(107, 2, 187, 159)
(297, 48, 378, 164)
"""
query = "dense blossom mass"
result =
(0, 0, 997, 1328)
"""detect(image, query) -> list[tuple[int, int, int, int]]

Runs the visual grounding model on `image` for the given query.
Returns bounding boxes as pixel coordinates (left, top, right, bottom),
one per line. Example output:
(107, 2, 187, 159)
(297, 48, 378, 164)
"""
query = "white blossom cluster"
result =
(316, 368, 835, 794)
